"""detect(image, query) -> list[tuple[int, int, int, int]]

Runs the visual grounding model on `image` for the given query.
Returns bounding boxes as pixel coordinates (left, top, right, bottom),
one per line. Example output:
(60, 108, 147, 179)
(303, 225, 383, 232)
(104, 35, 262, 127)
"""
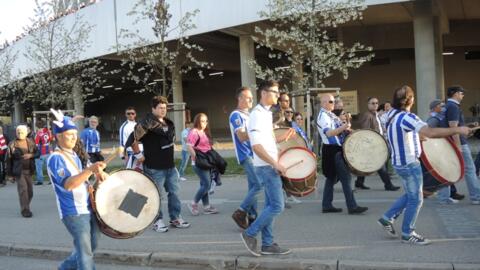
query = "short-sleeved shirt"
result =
(181, 128, 191, 151)
(187, 129, 212, 153)
(426, 111, 444, 128)
(119, 120, 136, 153)
(229, 110, 253, 164)
(80, 127, 101, 153)
(386, 109, 427, 167)
(35, 128, 52, 156)
(47, 149, 90, 219)
(316, 108, 342, 146)
(248, 104, 278, 167)
(445, 99, 467, 145)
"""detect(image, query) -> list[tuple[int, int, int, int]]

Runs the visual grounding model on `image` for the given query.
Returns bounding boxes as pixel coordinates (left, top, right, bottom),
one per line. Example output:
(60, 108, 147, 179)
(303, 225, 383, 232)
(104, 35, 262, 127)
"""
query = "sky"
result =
(0, 1, 37, 43)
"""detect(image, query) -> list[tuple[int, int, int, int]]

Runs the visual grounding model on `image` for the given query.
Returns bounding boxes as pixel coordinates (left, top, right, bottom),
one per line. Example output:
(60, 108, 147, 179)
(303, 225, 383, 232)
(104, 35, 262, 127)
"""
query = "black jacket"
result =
(6, 138, 40, 177)
(126, 113, 176, 170)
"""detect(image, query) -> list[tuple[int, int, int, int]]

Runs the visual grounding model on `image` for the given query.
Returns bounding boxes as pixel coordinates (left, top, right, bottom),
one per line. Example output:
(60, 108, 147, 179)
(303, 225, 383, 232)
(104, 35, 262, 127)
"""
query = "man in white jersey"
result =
(377, 85, 470, 245)
(240, 80, 294, 256)
(119, 106, 142, 169)
(230, 86, 263, 229)
(47, 109, 107, 270)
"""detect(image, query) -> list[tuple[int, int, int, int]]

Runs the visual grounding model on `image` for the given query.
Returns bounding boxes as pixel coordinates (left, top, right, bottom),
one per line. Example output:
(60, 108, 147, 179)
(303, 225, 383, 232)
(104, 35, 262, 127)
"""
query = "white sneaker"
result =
(179, 177, 187, 181)
(472, 200, 480, 205)
(152, 219, 169, 233)
(439, 198, 459, 205)
(286, 196, 302, 204)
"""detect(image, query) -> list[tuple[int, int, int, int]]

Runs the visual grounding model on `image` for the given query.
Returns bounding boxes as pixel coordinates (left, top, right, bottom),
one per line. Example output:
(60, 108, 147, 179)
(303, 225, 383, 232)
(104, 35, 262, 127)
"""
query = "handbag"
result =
(193, 135, 213, 169)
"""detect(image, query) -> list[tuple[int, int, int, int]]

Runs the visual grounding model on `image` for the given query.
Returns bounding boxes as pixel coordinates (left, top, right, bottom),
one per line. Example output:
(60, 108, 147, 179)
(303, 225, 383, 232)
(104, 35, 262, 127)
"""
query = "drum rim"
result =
(274, 127, 308, 147)
(92, 168, 161, 239)
(278, 146, 317, 181)
(420, 137, 465, 184)
(342, 128, 390, 176)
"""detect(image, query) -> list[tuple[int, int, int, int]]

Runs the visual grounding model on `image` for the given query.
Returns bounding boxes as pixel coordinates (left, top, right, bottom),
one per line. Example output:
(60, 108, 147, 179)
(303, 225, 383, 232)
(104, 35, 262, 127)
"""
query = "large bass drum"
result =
(421, 137, 464, 194)
(93, 169, 161, 239)
(343, 129, 389, 176)
(274, 127, 307, 153)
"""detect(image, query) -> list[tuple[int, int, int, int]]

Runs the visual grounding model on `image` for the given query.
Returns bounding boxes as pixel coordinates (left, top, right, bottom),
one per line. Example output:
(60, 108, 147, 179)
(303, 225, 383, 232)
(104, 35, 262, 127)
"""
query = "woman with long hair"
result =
(186, 113, 219, 215)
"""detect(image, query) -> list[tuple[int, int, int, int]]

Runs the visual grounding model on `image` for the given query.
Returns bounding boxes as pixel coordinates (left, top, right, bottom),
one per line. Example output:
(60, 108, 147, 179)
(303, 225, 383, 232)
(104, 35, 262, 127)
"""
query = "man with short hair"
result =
(355, 97, 399, 191)
(47, 110, 107, 269)
(119, 107, 141, 169)
(435, 86, 480, 205)
(230, 86, 263, 229)
(128, 96, 190, 233)
(34, 120, 53, 185)
(317, 94, 368, 215)
(81, 116, 104, 163)
(241, 80, 293, 256)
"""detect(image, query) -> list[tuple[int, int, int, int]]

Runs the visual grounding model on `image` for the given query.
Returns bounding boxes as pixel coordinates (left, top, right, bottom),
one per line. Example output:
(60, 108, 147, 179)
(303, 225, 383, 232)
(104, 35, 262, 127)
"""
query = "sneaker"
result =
(261, 243, 292, 255)
(285, 196, 302, 204)
(472, 200, 480, 205)
(240, 232, 260, 257)
(46, 181, 52, 185)
(204, 205, 219, 215)
(232, 209, 248, 229)
(152, 219, 168, 233)
(439, 198, 459, 205)
(401, 232, 431, 245)
(451, 193, 465, 200)
(179, 177, 187, 181)
(348, 206, 368, 215)
(188, 202, 200, 216)
(170, 217, 190, 228)
(377, 218, 397, 237)
(21, 209, 33, 218)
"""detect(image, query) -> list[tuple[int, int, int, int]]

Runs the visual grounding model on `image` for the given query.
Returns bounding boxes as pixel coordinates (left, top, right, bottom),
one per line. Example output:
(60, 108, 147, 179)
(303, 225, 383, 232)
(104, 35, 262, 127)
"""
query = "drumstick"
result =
(103, 147, 123, 165)
(286, 160, 303, 171)
(285, 129, 294, 142)
(470, 126, 480, 132)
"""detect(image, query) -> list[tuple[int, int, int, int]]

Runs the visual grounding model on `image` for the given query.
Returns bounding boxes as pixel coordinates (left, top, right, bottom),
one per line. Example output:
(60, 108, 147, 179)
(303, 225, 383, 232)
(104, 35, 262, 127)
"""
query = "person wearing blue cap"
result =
(47, 109, 107, 270)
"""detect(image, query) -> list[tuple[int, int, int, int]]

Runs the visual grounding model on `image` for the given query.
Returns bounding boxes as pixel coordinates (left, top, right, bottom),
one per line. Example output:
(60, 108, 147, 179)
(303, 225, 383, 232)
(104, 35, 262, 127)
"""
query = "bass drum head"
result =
(274, 128, 307, 153)
(343, 129, 389, 175)
(421, 138, 464, 183)
(278, 147, 317, 180)
(95, 170, 160, 235)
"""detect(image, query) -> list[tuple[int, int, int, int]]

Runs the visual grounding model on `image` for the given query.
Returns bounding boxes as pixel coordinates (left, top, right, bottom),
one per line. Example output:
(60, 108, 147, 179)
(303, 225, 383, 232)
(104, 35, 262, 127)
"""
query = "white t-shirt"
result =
(247, 104, 278, 167)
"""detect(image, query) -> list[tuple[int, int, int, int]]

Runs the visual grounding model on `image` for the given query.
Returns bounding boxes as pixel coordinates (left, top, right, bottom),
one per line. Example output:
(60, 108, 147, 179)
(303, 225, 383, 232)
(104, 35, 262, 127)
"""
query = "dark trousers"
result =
(322, 152, 358, 210)
(355, 164, 394, 188)
(0, 154, 5, 184)
(16, 170, 33, 212)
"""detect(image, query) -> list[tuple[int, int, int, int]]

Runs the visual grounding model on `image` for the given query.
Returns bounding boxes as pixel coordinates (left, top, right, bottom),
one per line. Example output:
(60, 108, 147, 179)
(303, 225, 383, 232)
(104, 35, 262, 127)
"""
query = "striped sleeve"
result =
(401, 113, 427, 132)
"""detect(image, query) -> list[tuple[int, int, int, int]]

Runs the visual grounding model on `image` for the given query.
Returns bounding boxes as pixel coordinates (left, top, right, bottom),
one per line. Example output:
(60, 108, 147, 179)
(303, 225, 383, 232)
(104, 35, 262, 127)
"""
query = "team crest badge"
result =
(235, 118, 241, 126)
(57, 168, 65, 178)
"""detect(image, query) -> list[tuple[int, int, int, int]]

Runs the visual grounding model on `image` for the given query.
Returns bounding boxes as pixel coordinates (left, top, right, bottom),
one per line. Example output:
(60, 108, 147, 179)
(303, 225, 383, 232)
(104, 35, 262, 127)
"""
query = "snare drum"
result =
(93, 169, 161, 239)
(278, 147, 317, 197)
(274, 127, 307, 153)
(420, 137, 464, 193)
(343, 129, 389, 176)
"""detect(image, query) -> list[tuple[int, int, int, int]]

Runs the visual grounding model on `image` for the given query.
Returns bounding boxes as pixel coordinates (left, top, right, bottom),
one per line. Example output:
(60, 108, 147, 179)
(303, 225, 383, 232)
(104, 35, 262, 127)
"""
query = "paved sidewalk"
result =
(1, 174, 479, 269)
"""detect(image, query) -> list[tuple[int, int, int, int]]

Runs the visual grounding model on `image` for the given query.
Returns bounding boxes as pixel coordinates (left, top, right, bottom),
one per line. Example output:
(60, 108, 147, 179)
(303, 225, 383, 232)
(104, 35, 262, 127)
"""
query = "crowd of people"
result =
(1, 81, 480, 269)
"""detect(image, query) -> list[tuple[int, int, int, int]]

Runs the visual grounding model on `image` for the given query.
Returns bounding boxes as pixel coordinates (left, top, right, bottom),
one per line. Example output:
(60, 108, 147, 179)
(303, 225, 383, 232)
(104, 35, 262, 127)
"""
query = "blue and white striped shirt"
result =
(386, 109, 427, 167)
(317, 108, 342, 146)
(80, 127, 101, 153)
(119, 120, 136, 153)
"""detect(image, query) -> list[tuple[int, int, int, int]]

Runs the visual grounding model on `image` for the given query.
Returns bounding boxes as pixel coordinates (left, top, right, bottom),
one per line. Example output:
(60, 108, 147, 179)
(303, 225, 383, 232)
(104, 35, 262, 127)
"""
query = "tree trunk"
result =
(72, 81, 85, 132)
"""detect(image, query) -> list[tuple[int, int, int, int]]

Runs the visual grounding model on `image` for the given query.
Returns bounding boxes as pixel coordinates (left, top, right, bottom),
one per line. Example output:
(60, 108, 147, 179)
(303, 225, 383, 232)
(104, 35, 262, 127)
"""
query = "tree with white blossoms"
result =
(117, 0, 213, 97)
(0, 32, 25, 116)
(23, 0, 109, 116)
(249, 0, 373, 90)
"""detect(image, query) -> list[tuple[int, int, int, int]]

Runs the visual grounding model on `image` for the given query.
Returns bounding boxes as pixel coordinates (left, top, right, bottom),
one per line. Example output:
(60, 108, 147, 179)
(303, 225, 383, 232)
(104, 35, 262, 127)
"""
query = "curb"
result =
(0, 243, 479, 270)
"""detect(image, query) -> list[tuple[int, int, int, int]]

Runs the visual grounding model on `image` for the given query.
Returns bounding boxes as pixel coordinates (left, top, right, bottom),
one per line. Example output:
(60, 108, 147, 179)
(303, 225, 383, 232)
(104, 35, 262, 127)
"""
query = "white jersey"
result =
(119, 120, 136, 153)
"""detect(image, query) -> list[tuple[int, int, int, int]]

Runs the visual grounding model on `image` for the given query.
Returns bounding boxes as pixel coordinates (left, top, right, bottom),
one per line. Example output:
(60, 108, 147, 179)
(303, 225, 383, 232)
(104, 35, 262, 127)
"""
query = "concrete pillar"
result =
(292, 63, 305, 118)
(413, 0, 445, 119)
(13, 98, 25, 126)
(239, 35, 257, 103)
(172, 67, 184, 142)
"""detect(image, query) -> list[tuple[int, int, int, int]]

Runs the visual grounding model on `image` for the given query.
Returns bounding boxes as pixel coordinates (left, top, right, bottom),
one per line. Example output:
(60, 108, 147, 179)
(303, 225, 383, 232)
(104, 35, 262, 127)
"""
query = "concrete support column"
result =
(13, 98, 25, 126)
(172, 67, 184, 142)
(413, 0, 445, 119)
(292, 63, 305, 117)
(239, 35, 257, 103)
(72, 81, 85, 132)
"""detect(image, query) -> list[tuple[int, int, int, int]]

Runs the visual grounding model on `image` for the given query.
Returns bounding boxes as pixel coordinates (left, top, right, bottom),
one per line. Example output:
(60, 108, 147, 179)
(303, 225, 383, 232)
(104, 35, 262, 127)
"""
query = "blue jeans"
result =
(437, 144, 480, 202)
(35, 154, 49, 183)
(322, 152, 357, 209)
(192, 165, 211, 206)
(383, 161, 423, 237)
(59, 213, 100, 270)
(239, 157, 263, 218)
(245, 166, 284, 247)
(144, 167, 182, 221)
(179, 150, 190, 177)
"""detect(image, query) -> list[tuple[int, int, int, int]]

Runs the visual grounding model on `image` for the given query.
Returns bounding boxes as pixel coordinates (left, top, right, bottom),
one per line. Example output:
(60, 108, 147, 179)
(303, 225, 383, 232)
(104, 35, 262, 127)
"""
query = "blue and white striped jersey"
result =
(316, 108, 342, 146)
(229, 110, 253, 164)
(47, 149, 90, 219)
(119, 120, 136, 153)
(386, 109, 427, 167)
(80, 127, 101, 153)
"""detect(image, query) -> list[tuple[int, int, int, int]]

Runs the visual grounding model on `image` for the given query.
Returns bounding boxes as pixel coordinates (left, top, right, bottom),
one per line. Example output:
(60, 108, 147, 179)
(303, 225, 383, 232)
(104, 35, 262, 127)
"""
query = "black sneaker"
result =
(401, 232, 431, 245)
(377, 218, 397, 237)
(261, 243, 291, 255)
(322, 207, 342, 213)
(348, 206, 368, 214)
(34, 182, 43, 186)
(240, 232, 260, 257)
(451, 193, 465, 200)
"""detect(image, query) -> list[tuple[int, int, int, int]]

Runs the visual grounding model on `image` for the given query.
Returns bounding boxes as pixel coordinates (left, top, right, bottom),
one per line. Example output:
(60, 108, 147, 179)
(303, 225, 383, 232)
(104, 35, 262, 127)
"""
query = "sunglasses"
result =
(126, 112, 136, 115)
(328, 100, 334, 104)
